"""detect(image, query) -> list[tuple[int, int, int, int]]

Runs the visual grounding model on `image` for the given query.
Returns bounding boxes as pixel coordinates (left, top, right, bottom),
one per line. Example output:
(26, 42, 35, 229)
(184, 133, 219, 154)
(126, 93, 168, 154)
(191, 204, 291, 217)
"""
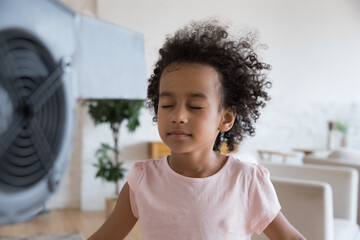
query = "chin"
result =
(164, 142, 193, 155)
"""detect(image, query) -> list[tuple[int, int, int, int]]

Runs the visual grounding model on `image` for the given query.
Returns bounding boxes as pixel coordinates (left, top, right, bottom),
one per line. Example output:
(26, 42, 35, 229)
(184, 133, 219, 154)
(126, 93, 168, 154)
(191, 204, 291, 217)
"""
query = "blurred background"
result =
(64, 0, 360, 211)
(1, 0, 360, 239)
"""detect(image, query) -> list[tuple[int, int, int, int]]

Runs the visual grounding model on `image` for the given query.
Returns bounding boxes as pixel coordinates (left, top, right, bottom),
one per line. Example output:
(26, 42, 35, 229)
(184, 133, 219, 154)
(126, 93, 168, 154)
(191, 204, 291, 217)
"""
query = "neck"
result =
(168, 150, 227, 178)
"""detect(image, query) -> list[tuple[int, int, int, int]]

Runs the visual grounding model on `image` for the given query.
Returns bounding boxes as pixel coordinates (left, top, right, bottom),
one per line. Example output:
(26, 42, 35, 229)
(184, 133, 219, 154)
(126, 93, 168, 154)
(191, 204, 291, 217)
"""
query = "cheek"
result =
(157, 108, 165, 121)
(157, 111, 167, 130)
(201, 112, 222, 131)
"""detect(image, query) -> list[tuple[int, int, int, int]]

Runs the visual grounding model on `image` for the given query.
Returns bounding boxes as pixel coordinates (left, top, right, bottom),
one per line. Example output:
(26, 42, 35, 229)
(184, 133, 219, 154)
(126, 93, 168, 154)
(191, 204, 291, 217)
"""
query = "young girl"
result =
(89, 20, 305, 240)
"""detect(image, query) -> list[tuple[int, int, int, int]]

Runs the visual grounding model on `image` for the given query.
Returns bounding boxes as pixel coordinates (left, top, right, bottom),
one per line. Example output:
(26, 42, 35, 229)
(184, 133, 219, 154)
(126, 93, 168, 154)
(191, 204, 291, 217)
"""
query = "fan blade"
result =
(0, 113, 25, 159)
(28, 117, 55, 170)
(0, 35, 24, 108)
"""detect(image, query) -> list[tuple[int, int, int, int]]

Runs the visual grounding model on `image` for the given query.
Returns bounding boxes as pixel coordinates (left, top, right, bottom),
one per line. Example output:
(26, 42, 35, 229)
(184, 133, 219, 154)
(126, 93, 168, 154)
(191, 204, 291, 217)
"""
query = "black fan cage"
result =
(0, 29, 66, 187)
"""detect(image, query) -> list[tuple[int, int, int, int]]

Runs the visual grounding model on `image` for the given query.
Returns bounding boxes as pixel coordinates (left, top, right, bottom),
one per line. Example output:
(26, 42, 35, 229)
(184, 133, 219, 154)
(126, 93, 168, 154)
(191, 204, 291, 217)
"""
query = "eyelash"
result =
(161, 105, 173, 109)
(161, 105, 203, 110)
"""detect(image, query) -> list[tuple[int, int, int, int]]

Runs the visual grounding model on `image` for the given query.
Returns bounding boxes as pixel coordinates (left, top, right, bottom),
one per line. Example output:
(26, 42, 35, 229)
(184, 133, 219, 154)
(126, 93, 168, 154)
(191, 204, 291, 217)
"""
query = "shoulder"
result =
(129, 158, 166, 179)
(228, 155, 265, 173)
(228, 155, 270, 180)
(131, 158, 164, 171)
(127, 158, 165, 193)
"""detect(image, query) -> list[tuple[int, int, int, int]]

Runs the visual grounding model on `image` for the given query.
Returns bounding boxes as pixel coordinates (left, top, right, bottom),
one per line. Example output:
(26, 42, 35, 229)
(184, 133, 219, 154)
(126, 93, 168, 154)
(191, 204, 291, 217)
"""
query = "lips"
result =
(167, 130, 191, 136)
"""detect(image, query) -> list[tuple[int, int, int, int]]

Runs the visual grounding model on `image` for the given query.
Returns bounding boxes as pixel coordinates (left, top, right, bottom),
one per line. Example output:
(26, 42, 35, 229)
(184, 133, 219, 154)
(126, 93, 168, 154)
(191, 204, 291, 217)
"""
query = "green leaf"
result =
(84, 99, 143, 132)
(93, 143, 127, 182)
(334, 121, 349, 134)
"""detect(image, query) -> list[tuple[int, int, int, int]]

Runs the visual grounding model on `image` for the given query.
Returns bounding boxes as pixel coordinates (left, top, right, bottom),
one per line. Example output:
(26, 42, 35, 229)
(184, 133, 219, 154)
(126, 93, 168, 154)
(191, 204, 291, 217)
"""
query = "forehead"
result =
(159, 63, 221, 97)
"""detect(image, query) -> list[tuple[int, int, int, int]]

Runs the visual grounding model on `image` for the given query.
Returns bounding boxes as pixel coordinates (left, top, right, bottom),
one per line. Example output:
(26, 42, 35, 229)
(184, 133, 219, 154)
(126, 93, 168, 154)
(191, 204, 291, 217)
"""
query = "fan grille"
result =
(0, 29, 66, 187)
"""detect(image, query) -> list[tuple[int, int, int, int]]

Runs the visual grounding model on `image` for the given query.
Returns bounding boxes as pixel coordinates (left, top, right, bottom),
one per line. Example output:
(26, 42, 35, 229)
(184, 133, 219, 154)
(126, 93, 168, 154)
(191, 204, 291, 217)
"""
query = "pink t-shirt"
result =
(127, 155, 280, 240)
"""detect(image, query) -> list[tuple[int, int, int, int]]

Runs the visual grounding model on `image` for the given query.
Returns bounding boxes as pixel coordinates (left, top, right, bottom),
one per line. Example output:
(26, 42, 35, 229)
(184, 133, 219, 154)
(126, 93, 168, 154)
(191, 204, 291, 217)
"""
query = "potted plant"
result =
(334, 120, 349, 147)
(85, 99, 143, 215)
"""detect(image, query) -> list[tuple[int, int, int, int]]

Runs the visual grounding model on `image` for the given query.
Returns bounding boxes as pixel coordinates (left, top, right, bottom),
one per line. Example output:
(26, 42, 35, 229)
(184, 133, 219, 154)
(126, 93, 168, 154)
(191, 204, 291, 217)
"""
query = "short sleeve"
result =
(248, 164, 281, 234)
(126, 161, 145, 218)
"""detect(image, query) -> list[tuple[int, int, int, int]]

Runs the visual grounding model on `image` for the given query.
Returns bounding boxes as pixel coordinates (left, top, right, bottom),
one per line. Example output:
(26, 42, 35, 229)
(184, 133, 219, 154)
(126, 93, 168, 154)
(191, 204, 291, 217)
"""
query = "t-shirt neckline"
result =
(162, 155, 232, 182)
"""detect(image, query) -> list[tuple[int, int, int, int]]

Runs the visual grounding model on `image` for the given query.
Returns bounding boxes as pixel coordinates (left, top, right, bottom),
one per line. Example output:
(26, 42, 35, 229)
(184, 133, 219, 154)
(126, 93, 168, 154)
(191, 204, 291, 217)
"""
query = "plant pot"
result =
(105, 196, 117, 217)
(341, 134, 348, 147)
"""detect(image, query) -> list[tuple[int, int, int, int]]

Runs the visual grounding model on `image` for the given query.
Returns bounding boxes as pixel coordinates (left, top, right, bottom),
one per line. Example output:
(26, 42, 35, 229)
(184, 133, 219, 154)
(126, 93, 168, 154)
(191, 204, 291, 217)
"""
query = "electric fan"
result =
(0, 0, 146, 224)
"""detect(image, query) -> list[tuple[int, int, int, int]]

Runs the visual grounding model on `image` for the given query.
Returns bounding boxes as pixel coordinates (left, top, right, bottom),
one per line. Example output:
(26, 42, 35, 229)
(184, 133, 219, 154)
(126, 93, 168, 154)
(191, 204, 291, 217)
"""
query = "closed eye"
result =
(161, 105, 173, 108)
(190, 106, 203, 110)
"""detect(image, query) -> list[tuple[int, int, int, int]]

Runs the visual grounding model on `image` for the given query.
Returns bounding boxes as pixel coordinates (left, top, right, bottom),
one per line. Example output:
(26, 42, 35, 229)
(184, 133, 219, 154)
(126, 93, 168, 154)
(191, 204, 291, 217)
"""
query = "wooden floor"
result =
(0, 209, 142, 239)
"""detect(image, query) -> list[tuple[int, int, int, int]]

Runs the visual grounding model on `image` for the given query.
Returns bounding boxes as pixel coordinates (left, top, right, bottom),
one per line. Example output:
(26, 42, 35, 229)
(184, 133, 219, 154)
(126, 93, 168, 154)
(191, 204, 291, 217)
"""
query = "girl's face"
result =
(157, 63, 232, 155)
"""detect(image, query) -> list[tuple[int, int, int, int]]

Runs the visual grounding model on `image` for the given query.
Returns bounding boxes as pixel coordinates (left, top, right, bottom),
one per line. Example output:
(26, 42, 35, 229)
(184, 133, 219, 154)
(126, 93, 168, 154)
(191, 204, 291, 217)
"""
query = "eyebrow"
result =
(159, 91, 208, 99)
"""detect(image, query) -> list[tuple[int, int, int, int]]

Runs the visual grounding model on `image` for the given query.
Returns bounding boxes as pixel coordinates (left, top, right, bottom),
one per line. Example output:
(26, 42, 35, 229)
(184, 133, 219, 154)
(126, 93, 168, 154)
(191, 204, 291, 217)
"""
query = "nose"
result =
(171, 106, 188, 124)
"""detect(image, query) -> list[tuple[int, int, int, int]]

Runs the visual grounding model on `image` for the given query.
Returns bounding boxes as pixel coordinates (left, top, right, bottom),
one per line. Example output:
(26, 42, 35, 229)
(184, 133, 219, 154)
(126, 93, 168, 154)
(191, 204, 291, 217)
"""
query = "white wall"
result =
(97, 0, 360, 103)
(58, 0, 360, 210)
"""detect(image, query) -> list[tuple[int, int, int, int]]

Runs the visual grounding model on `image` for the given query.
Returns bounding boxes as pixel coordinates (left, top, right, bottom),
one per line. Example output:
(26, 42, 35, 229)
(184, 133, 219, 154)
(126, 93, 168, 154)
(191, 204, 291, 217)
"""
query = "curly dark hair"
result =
(147, 19, 271, 152)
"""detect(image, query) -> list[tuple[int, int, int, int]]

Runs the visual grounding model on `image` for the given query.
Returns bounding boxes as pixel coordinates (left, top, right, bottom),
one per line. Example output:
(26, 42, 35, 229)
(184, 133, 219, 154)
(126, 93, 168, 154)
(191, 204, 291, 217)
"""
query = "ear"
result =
(218, 107, 236, 132)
